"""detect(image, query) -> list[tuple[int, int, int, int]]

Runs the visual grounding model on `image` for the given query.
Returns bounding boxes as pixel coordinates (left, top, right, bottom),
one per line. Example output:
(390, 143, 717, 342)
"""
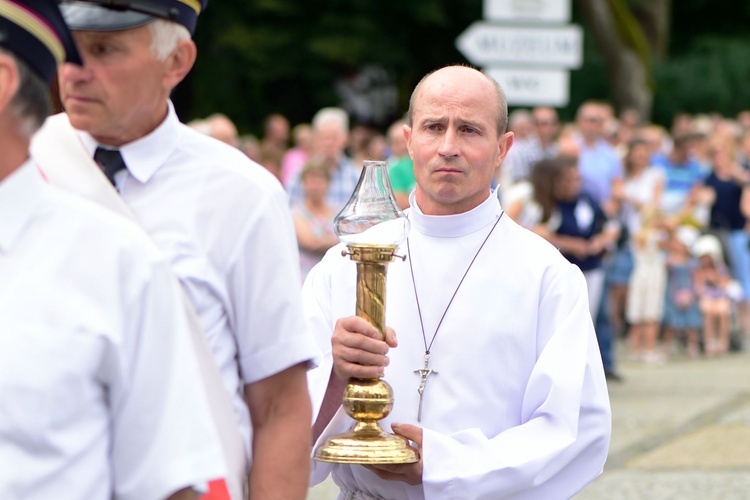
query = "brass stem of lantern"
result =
(313, 243, 419, 465)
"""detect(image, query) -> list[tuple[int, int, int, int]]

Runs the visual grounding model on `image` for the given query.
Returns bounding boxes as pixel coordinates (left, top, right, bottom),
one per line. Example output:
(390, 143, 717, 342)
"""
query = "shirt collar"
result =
(0, 160, 45, 254)
(77, 100, 182, 184)
(407, 189, 503, 238)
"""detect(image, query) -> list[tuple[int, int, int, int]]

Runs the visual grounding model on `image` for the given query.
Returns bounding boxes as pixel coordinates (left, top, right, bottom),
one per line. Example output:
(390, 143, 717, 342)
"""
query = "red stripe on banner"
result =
(199, 479, 230, 500)
(35, 165, 48, 182)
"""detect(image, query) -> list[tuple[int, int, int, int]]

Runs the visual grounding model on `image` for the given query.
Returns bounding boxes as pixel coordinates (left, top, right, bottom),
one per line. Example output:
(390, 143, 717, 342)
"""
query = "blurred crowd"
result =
(189, 101, 750, 372)
(500, 101, 750, 375)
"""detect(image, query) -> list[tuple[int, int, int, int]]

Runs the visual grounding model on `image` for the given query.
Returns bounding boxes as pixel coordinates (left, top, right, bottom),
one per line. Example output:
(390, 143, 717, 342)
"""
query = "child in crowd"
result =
(662, 226, 703, 358)
(692, 234, 740, 357)
(626, 207, 667, 362)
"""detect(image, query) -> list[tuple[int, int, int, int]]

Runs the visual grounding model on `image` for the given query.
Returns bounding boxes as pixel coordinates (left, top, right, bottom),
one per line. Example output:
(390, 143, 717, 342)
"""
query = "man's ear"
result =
(0, 54, 20, 113)
(497, 131, 514, 167)
(163, 39, 197, 90)
(403, 123, 413, 159)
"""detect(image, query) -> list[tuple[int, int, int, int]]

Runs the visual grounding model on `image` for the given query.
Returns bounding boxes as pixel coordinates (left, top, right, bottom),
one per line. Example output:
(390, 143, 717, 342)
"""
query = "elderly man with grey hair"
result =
(31, 1, 320, 498)
(287, 106, 362, 212)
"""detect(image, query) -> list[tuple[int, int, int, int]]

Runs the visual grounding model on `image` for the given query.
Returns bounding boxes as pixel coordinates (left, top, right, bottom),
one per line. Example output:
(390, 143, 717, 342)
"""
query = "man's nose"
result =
(58, 62, 91, 83)
(437, 128, 459, 158)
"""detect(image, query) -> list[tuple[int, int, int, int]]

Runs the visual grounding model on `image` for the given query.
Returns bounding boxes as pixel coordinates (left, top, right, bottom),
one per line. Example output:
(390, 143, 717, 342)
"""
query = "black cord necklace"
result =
(406, 211, 504, 421)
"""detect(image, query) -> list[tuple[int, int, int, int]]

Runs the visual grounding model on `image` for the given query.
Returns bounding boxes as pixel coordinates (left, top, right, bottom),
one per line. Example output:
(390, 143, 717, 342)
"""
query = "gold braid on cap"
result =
(0, 0, 64, 63)
(177, 0, 202, 14)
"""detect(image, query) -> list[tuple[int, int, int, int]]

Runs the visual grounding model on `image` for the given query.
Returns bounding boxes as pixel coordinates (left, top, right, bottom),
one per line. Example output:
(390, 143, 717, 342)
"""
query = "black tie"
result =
(93, 147, 127, 186)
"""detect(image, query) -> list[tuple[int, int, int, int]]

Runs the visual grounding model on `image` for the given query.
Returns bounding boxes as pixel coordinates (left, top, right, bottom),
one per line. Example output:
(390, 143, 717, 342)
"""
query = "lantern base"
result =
(314, 421, 419, 464)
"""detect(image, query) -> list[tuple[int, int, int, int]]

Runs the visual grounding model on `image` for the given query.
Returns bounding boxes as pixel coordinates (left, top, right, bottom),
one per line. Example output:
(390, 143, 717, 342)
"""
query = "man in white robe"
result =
(305, 65, 612, 499)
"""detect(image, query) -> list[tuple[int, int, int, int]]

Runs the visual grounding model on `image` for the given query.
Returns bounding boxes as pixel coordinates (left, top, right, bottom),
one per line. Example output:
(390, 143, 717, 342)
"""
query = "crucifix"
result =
(414, 352, 438, 422)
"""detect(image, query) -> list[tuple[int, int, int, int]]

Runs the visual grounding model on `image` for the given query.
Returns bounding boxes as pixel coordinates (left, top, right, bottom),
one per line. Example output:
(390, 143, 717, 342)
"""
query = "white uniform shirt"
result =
(75, 103, 321, 458)
(0, 162, 225, 500)
(305, 192, 611, 499)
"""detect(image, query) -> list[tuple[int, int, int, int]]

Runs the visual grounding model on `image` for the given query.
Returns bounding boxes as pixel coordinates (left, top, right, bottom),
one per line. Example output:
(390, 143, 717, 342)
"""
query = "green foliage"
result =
(652, 37, 750, 125)
(174, 0, 750, 135)
(184, 0, 480, 135)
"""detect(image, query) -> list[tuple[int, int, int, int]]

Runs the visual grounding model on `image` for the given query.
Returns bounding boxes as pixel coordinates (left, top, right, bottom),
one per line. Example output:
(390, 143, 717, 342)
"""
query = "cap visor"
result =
(61, 2, 155, 31)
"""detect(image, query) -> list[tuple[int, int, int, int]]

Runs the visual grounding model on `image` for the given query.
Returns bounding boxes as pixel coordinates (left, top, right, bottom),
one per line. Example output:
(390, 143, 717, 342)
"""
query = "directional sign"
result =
(484, 0, 571, 23)
(457, 22, 583, 68)
(485, 67, 570, 107)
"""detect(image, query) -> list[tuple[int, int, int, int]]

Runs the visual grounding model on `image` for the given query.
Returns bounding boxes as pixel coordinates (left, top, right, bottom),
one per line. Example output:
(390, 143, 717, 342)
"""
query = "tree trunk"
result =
(632, 0, 671, 61)
(575, 0, 659, 121)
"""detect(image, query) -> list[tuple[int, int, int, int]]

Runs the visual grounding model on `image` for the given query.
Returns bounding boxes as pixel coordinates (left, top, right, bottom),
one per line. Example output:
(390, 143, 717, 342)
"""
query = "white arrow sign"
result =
(485, 67, 570, 107)
(457, 22, 583, 68)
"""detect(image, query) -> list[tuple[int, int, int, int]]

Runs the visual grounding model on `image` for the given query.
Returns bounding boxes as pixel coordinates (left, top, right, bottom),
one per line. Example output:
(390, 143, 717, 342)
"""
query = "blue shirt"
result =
(576, 138, 622, 205)
(652, 153, 704, 214)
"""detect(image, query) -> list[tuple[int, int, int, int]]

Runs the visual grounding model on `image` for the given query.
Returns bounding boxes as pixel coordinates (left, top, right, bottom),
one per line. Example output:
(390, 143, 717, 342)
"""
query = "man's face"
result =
(313, 121, 347, 162)
(533, 108, 559, 143)
(58, 25, 169, 146)
(577, 104, 605, 142)
(405, 68, 512, 215)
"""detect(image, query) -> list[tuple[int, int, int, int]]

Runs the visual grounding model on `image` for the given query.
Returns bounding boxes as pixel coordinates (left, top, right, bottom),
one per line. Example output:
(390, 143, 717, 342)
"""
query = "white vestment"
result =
(305, 192, 612, 500)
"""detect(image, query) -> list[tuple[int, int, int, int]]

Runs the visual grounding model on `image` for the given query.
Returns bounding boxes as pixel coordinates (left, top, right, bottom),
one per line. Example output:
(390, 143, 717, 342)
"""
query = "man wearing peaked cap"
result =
(0, 1, 228, 499)
(31, 0, 321, 498)
(61, 0, 206, 35)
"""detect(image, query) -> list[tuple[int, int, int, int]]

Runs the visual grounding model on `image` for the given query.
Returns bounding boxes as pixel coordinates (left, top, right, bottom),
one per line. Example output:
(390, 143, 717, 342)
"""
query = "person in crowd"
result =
(638, 123, 671, 160)
(288, 107, 361, 212)
(33, 1, 320, 497)
(693, 234, 738, 357)
(205, 112, 238, 147)
(260, 112, 290, 157)
(238, 133, 262, 163)
(498, 109, 538, 188)
(537, 155, 622, 380)
(573, 101, 625, 381)
(609, 138, 666, 337)
(281, 123, 313, 188)
(292, 158, 340, 281)
(349, 124, 387, 169)
(574, 100, 623, 217)
(698, 135, 750, 336)
(498, 107, 559, 205)
(538, 156, 620, 319)
(305, 65, 611, 499)
(625, 207, 668, 363)
(386, 118, 415, 210)
(503, 159, 546, 230)
(532, 106, 560, 157)
(652, 133, 705, 218)
(0, 1, 225, 497)
(738, 129, 750, 170)
(663, 226, 704, 358)
(259, 146, 283, 181)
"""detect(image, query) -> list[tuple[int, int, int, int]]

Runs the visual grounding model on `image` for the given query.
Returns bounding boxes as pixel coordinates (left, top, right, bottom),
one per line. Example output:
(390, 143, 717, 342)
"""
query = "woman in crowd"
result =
(609, 138, 666, 337)
(699, 135, 750, 336)
(291, 158, 340, 281)
(535, 156, 619, 319)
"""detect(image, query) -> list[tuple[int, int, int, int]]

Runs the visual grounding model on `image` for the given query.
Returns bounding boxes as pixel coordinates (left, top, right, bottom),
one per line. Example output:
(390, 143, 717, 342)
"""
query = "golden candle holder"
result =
(313, 243, 419, 464)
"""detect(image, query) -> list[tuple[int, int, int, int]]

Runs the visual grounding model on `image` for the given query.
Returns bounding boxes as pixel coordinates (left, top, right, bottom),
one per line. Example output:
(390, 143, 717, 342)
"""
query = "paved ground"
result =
(575, 345, 750, 500)
(308, 344, 750, 499)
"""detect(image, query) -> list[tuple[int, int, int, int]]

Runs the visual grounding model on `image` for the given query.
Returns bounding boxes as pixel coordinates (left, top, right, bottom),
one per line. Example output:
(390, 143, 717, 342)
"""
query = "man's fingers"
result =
(384, 327, 398, 348)
(336, 316, 382, 340)
(334, 361, 383, 380)
(391, 423, 423, 447)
